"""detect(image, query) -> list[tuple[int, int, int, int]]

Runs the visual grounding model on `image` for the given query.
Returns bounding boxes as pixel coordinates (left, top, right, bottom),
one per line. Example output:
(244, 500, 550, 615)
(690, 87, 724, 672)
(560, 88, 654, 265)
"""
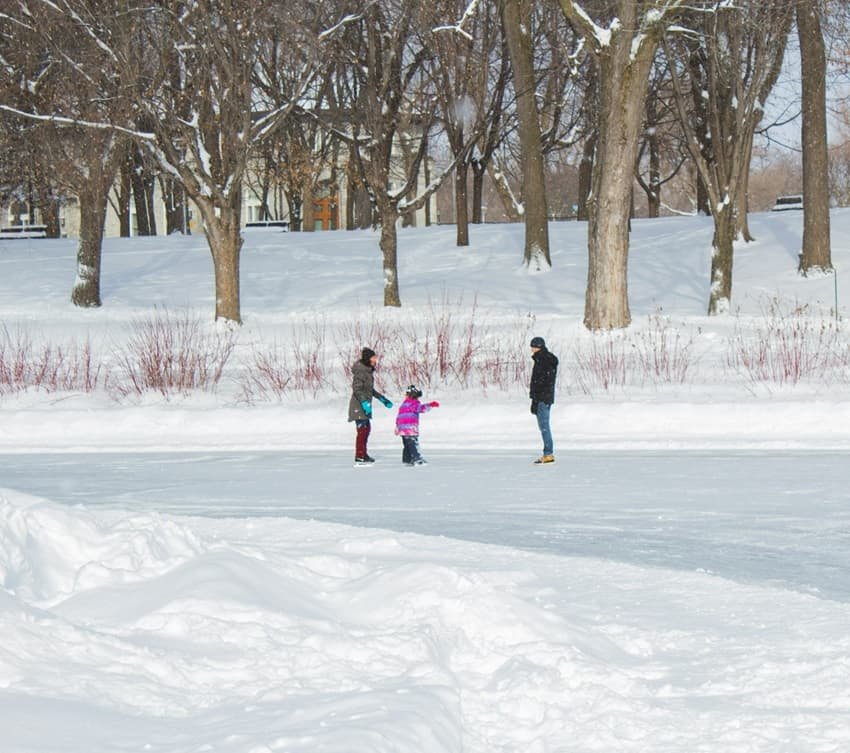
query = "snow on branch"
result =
(491, 164, 524, 217)
(33, 0, 120, 64)
(632, 2, 692, 61)
(252, 69, 318, 142)
(433, 0, 482, 42)
(0, 104, 153, 141)
(0, 12, 36, 32)
(318, 8, 370, 41)
(396, 133, 477, 214)
(561, 0, 689, 56)
(557, 1, 610, 52)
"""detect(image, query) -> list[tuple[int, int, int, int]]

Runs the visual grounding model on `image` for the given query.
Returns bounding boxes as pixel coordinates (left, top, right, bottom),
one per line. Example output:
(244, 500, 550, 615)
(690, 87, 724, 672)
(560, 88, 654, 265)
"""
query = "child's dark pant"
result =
(401, 435, 421, 464)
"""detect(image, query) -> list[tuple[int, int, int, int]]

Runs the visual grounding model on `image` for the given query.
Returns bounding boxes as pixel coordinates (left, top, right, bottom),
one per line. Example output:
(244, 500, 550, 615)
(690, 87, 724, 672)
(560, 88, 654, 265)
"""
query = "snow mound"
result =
(0, 489, 204, 605)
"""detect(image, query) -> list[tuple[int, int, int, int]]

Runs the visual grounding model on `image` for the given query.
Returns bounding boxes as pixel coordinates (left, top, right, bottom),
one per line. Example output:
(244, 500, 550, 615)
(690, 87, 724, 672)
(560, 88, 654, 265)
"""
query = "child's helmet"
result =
(405, 384, 423, 399)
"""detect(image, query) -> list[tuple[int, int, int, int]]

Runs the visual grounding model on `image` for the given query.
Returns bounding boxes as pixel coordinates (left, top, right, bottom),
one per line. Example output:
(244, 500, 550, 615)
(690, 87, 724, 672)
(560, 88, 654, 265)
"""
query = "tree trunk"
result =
(212, 234, 242, 323)
(161, 177, 188, 234)
(584, 37, 654, 329)
(71, 184, 109, 308)
(499, 0, 550, 269)
(302, 181, 315, 232)
(585, 195, 631, 329)
(132, 145, 156, 236)
(647, 123, 661, 219)
(696, 174, 711, 216)
(471, 161, 485, 223)
(357, 188, 374, 230)
(577, 132, 595, 221)
(37, 185, 61, 238)
(346, 172, 356, 231)
(424, 151, 432, 227)
(736, 131, 755, 243)
(401, 144, 419, 229)
(688, 45, 713, 217)
(286, 191, 302, 231)
(708, 206, 736, 315)
(488, 164, 522, 221)
(191, 188, 244, 323)
(455, 161, 470, 246)
(797, 0, 832, 275)
(202, 205, 243, 323)
(145, 175, 158, 235)
(118, 156, 132, 237)
(576, 151, 596, 221)
(259, 181, 271, 221)
(379, 205, 401, 307)
(259, 154, 273, 221)
(577, 65, 598, 223)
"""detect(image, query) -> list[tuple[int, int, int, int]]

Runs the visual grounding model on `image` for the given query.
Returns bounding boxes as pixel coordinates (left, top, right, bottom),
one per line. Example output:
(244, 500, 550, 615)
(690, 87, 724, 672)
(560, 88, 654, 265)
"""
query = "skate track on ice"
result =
(3, 448, 849, 603)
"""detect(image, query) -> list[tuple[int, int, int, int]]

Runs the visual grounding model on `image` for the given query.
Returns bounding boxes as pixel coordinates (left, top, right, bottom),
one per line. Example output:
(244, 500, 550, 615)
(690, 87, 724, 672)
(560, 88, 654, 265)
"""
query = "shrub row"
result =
(3, 303, 850, 401)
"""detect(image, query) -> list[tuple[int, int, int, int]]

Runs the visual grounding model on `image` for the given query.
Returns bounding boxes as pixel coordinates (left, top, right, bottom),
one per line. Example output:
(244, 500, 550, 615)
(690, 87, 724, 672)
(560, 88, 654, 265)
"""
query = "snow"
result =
(432, 0, 481, 41)
(2, 210, 850, 752)
(630, 32, 646, 63)
(319, 14, 366, 42)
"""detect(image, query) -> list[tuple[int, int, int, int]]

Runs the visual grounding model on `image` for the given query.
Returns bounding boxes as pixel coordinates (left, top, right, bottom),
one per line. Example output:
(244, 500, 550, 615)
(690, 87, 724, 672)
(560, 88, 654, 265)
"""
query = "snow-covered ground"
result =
(2, 211, 850, 752)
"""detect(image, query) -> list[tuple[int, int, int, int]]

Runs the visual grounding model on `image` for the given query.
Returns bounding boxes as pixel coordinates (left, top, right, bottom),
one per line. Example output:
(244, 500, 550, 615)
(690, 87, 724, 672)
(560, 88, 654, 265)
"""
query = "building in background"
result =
(2, 158, 430, 238)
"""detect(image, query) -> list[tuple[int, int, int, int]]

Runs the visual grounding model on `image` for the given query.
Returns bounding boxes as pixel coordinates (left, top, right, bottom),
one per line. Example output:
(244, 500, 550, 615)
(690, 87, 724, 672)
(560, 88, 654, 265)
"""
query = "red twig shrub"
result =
(241, 298, 537, 401)
(240, 320, 330, 401)
(338, 296, 534, 394)
(632, 315, 696, 385)
(725, 300, 849, 385)
(0, 326, 100, 394)
(110, 311, 236, 398)
(570, 315, 697, 394)
(572, 334, 630, 393)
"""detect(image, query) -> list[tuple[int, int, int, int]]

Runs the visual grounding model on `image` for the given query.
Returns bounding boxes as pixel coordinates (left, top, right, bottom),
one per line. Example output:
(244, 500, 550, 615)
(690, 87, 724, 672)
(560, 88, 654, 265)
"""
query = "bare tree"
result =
(499, 0, 551, 270)
(159, 175, 189, 235)
(635, 54, 689, 218)
(254, 30, 341, 234)
(666, 1, 792, 315)
(130, 141, 159, 237)
(797, 0, 833, 275)
(2, 0, 322, 321)
(430, 0, 494, 246)
(128, 1, 324, 322)
(575, 66, 598, 221)
(0, 117, 63, 237)
(325, 0, 465, 306)
(113, 138, 159, 237)
(63, 130, 126, 307)
(0, 1, 127, 307)
(471, 26, 512, 225)
(530, 2, 587, 220)
(558, 1, 687, 330)
(331, 1, 429, 306)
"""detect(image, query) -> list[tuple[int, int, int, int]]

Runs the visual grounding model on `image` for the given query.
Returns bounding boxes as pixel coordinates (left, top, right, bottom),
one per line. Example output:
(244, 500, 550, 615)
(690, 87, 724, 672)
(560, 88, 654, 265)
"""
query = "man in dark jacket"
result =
(529, 336, 558, 464)
(348, 347, 392, 464)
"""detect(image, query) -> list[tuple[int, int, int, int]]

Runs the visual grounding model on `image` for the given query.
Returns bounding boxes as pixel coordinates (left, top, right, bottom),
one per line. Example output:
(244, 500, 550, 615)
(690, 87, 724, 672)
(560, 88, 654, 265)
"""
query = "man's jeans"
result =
(536, 402, 553, 456)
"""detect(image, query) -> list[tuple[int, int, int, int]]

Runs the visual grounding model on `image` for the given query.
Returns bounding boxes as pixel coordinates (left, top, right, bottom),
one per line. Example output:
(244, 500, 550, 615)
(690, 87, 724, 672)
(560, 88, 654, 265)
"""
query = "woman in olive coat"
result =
(348, 347, 392, 463)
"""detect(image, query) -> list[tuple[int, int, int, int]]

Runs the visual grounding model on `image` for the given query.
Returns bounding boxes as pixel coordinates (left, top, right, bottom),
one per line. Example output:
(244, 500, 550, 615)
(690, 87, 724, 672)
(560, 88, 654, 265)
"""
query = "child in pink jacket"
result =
(394, 385, 439, 465)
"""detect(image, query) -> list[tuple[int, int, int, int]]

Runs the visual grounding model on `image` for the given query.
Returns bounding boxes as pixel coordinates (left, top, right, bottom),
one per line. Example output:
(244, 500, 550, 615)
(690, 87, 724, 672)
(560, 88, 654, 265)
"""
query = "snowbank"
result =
(2, 490, 849, 753)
